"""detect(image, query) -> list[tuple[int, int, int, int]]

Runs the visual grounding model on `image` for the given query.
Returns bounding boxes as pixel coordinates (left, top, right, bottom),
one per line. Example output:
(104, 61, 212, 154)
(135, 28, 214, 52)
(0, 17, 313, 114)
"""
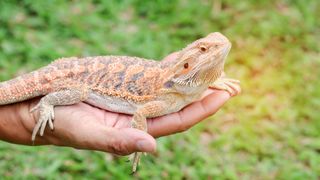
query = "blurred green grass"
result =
(0, 0, 319, 179)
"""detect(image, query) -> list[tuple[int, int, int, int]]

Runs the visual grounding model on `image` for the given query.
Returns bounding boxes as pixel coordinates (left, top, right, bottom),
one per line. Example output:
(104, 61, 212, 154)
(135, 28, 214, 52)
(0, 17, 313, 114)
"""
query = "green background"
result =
(0, 0, 319, 179)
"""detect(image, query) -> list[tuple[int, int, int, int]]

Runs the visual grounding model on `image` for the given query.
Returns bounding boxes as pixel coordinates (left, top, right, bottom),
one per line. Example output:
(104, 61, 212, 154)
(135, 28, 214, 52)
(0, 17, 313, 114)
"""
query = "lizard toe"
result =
(30, 103, 40, 113)
(31, 104, 55, 140)
(131, 152, 142, 173)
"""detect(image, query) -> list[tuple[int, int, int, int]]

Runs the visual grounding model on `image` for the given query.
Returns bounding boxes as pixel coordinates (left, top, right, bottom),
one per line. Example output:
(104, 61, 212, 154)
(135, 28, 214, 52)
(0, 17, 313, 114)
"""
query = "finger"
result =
(61, 126, 156, 156)
(147, 90, 231, 137)
(47, 105, 157, 155)
(107, 128, 157, 155)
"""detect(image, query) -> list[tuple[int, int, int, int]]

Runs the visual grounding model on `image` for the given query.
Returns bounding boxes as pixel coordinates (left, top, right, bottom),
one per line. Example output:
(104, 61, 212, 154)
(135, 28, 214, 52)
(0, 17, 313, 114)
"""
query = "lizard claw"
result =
(31, 102, 55, 141)
(210, 78, 241, 96)
(49, 110, 55, 130)
(131, 152, 142, 173)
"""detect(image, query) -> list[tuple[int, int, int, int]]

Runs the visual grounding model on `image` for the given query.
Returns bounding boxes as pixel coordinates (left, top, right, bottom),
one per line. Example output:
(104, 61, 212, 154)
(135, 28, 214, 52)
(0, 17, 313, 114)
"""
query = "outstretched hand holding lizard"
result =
(0, 33, 240, 171)
(0, 52, 240, 155)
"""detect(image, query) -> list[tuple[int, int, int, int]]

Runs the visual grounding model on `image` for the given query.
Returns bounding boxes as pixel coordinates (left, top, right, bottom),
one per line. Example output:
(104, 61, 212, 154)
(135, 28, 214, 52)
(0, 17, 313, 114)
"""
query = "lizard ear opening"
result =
(200, 45, 207, 52)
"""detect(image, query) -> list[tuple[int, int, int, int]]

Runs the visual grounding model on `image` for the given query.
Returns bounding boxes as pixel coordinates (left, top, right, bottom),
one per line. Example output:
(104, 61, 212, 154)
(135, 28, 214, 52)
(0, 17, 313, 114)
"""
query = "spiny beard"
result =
(173, 68, 222, 87)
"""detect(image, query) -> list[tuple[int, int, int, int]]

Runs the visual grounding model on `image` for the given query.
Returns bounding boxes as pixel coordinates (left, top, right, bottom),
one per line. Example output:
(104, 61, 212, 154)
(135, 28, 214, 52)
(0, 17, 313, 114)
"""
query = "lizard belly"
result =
(85, 92, 138, 115)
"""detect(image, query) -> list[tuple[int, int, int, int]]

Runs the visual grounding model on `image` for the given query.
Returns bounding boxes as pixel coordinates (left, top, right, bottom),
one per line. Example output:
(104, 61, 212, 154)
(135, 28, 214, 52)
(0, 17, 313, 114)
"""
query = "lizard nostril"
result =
(184, 63, 189, 69)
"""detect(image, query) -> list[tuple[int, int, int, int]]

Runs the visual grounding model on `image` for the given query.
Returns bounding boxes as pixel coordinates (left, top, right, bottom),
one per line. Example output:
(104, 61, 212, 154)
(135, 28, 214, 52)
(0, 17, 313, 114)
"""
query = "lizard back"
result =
(78, 56, 167, 102)
(0, 56, 167, 105)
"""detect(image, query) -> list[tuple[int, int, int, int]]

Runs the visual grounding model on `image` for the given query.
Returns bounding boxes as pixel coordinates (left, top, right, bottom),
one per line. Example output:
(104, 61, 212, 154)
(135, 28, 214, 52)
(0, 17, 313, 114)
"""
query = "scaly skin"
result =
(0, 32, 240, 172)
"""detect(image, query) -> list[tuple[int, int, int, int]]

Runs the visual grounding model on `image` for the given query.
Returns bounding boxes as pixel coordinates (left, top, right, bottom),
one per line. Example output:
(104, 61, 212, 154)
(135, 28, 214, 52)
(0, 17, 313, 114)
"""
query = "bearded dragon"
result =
(0, 32, 240, 172)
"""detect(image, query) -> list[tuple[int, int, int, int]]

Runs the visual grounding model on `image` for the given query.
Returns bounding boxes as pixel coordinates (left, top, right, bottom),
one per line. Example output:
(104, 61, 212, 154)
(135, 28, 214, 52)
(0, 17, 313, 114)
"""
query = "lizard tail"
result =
(0, 70, 51, 105)
(0, 57, 84, 105)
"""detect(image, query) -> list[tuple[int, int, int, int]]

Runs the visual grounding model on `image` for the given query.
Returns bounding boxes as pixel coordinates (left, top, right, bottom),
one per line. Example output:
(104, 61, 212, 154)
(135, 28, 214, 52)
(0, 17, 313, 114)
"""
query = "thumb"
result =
(106, 128, 157, 155)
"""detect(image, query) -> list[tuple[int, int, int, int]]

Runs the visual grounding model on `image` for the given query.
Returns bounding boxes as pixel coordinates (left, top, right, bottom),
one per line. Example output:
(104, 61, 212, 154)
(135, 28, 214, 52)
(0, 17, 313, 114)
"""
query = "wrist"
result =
(0, 99, 47, 145)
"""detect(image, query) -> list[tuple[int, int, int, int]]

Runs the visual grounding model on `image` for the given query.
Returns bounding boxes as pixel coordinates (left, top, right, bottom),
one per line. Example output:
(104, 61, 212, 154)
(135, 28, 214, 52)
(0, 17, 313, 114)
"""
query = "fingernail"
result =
(136, 140, 154, 152)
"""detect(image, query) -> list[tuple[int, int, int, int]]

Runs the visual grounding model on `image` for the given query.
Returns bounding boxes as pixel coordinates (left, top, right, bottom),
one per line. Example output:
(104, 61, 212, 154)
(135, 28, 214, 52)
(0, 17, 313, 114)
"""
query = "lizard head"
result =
(170, 32, 231, 87)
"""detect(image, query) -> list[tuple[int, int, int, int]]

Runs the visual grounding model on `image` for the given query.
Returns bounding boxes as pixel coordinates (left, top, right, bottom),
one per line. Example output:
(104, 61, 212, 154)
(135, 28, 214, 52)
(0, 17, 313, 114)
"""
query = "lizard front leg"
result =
(30, 89, 88, 141)
(210, 77, 240, 96)
(131, 101, 166, 173)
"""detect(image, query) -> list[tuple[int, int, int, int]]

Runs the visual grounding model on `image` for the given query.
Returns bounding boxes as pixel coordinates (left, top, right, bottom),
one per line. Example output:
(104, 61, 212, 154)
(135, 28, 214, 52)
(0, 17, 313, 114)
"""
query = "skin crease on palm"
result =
(0, 52, 241, 156)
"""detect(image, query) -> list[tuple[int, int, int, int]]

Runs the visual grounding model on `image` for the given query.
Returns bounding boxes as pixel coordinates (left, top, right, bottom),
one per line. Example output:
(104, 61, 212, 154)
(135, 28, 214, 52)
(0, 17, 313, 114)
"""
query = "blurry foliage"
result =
(0, 0, 319, 179)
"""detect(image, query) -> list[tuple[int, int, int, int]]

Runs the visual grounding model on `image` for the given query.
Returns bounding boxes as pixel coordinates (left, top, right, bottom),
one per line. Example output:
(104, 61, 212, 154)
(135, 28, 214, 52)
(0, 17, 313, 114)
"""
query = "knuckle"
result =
(176, 113, 191, 133)
(109, 139, 132, 156)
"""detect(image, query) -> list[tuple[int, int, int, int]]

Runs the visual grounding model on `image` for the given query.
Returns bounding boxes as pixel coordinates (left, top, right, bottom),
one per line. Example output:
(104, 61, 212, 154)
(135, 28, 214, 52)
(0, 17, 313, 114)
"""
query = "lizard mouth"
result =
(221, 44, 231, 58)
(175, 68, 221, 87)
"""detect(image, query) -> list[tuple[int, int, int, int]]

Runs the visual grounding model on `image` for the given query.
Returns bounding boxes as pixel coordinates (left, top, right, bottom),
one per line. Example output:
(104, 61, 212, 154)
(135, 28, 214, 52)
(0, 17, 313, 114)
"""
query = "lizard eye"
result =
(184, 63, 189, 69)
(200, 45, 207, 52)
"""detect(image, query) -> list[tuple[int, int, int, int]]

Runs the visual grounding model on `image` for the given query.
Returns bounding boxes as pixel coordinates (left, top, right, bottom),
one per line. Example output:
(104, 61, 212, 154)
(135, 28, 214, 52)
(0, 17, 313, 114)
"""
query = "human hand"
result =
(0, 53, 240, 156)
